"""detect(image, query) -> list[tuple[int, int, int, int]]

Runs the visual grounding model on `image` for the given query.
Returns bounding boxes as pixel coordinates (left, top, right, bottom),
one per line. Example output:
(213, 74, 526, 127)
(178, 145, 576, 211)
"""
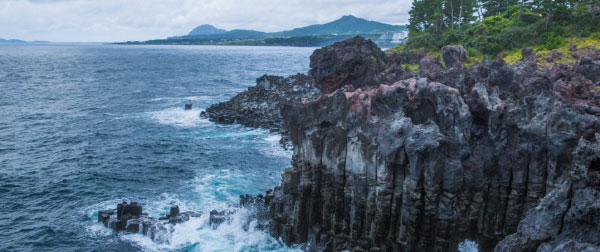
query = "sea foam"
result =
(148, 107, 208, 127)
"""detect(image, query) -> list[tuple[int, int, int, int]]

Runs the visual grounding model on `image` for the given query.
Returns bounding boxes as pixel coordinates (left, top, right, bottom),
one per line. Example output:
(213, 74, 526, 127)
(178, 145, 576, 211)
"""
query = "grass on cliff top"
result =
(402, 64, 420, 72)
(387, 35, 600, 69)
(502, 36, 600, 67)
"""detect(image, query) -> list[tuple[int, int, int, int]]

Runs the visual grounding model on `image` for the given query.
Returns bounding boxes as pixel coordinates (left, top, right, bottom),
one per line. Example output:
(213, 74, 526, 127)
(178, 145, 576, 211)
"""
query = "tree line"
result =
(405, 0, 600, 54)
(409, 0, 599, 32)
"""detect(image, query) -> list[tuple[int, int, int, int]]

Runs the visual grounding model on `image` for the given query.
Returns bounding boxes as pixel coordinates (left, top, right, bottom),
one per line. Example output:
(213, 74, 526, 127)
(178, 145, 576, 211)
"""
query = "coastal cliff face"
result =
(202, 74, 321, 147)
(203, 74, 320, 132)
(263, 39, 600, 251)
(202, 36, 600, 251)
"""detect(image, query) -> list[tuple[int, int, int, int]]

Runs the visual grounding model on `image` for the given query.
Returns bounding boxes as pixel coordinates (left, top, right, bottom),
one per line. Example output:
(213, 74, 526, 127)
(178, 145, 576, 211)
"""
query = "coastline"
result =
(201, 37, 600, 251)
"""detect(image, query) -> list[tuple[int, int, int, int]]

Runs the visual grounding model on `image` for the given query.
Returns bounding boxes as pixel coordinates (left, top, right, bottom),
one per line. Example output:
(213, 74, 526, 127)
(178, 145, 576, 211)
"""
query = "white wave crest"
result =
(150, 96, 214, 102)
(147, 107, 208, 127)
(120, 207, 296, 252)
(259, 134, 292, 158)
(458, 239, 479, 252)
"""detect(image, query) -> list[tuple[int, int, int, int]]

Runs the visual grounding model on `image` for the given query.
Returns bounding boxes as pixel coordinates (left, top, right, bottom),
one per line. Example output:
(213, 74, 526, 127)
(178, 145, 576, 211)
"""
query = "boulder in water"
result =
(98, 202, 200, 242)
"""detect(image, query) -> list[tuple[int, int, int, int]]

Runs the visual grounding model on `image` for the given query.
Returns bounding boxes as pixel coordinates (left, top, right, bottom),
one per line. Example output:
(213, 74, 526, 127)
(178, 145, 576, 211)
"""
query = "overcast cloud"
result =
(0, 0, 412, 42)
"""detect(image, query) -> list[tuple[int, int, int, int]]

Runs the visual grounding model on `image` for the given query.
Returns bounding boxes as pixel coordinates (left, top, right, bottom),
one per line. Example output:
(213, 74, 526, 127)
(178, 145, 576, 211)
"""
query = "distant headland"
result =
(0, 38, 50, 44)
(116, 15, 407, 47)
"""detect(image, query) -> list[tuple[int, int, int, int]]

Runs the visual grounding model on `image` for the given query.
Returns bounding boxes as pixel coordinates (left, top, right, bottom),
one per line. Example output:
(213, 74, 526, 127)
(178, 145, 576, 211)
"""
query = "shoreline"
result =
(202, 37, 600, 251)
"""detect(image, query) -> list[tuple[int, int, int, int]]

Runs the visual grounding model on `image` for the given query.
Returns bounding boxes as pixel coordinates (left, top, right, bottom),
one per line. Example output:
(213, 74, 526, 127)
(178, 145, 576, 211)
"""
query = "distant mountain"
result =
(175, 15, 404, 40)
(0, 38, 26, 44)
(188, 24, 226, 36)
(173, 29, 266, 40)
(272, 15, 405, 37)
(139, 15, 406, 46)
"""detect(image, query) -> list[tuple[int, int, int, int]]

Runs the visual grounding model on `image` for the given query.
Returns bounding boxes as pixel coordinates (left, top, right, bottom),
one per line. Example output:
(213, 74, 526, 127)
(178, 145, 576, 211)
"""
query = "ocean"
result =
(0, 44, 314, 251)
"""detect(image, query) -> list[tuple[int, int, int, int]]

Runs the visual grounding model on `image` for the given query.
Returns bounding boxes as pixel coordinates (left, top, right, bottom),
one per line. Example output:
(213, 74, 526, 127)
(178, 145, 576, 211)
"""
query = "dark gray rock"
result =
(309, 36, 387, 93)
(537, 240, 600, 252)
(418, 56, 445, 80)
(385, 50, 424, 65)
(170, 205, 179, 217)
(209, 210, 227, 229)
(202, 73, 320, 148)
(495, 135, 600, 252)
(521, 47, 537, 64)
(576, 56, 600, 84)
(544, 50, 563, 63)
(442, 45, 468, 68)
(98, 209, 114, 227)
(264, 52, 600, 251)
(202, 37, 413, 149)
(200, 37, 600, 251)
(98, 202, 200, 243)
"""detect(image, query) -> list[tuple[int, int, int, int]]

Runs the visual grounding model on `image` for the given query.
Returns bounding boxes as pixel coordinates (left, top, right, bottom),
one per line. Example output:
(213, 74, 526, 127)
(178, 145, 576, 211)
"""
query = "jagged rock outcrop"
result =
(200, 36, 599, 251)
(309, 36, 387, 93)
(575, 56, 600, 84)
(202, 73, 320, 146)
(521, 47, 537, 64)
(98, 203, 200, 243)
(419, 56, 445, 80)
(384, 49, 424, 65)
(495, 135, 600, 252)
(442, 45, 468, 68)
(308, 36, 413, 94)
(202, 37, 411, 146)
(265, 45, 600, 251)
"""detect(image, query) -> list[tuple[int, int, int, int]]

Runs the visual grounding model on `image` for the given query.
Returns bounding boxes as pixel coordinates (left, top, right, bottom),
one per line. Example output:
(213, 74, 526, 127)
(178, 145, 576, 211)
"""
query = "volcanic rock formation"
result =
(204, 37, 600, 251)
(98, 202, 200, 243)
(202, 74, 320, 147)
(202, 37, 414, 139)
(441, 45, 468, 68)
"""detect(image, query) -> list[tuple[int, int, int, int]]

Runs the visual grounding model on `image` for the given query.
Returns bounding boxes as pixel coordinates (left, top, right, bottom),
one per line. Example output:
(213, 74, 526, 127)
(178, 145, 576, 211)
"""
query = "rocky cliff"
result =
(202, 37, 413, 147)
(202, 74, 320, 147)
(206, 37, 600, 251)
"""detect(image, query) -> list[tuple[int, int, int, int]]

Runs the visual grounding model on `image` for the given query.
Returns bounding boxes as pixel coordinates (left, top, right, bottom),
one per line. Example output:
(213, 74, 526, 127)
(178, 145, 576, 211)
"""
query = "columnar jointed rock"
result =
(201, 37, 600, 251)
(207, 194, 271, 231)
(495, 135, 600, 252)
(265, 45, 600, 251)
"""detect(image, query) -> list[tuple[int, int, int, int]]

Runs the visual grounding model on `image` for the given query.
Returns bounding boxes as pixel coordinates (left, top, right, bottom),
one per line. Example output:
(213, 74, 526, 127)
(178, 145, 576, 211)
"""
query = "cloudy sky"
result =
(0, 0, 412, 42)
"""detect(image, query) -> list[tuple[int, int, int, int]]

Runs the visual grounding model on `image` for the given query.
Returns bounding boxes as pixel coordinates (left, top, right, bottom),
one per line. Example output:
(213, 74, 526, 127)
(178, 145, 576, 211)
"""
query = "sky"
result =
(0, 0, 412, 42)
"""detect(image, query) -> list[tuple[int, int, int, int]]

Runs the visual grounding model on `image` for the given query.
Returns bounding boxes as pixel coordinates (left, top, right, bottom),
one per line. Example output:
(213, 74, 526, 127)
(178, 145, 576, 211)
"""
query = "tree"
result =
(530, 0, 573, 30)
(408, 0, 477, 32)
(480, 0, 520, 17)
(408, 0, 441, 32)
(518, 0, 525, 25)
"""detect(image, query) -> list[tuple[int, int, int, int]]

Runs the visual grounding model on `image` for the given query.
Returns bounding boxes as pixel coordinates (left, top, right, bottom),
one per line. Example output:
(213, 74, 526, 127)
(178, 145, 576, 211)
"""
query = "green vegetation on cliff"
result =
(398, 0, 600, 57)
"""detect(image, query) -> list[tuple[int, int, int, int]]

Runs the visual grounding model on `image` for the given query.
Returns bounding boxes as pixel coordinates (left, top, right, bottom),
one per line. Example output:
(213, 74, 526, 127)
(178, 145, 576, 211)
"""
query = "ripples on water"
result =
(0, 44, 313, 251)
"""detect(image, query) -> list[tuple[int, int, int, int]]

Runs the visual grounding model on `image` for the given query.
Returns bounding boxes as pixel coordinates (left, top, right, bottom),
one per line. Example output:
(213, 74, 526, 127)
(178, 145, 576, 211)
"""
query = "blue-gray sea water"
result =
(0, 44, 314, 252)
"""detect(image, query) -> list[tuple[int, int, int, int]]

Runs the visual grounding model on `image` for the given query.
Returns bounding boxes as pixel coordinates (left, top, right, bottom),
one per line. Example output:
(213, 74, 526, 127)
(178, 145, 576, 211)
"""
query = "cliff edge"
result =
(207, 37, 600, 251)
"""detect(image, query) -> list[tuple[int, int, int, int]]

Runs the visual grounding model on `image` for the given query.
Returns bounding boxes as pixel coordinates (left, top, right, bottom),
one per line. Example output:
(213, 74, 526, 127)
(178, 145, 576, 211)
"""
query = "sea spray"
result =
(0, 43, 313, 251)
